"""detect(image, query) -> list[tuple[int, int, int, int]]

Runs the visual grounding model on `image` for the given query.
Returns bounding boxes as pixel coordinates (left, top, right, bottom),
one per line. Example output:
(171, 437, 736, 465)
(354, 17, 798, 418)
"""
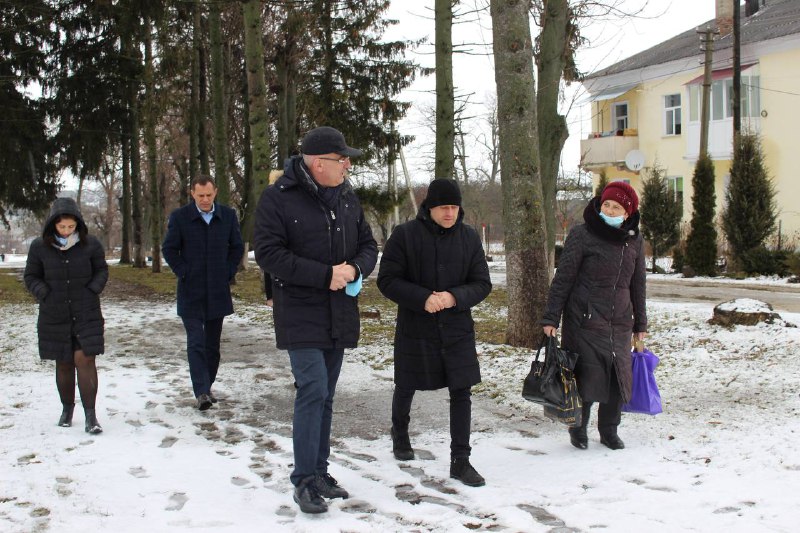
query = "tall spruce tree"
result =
(0, 0, 58, 224)
(721, 134, 777, 270)
(685, 154, 718, 276)
(594, 169, 609, 197)
(640, 163, 681, 273)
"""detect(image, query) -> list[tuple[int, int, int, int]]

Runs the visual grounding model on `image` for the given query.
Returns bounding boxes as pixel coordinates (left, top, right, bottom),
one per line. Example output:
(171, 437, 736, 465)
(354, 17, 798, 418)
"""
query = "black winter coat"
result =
(24, 198, 108, 360)
(162, 202, 244, 319)
(541, 199, 647, 403)
(253, 157, 378, 350)
(377, 205, 492, 390)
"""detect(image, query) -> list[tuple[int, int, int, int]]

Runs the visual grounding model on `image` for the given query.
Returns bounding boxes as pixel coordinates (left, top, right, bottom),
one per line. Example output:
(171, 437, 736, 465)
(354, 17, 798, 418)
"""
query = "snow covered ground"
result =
(1, 257, 799, 532)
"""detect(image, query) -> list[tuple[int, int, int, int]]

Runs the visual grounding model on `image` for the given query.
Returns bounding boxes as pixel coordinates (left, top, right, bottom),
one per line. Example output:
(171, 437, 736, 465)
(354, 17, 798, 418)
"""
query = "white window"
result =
(664, 94, 682, 135)
(688, 85, 700, 122)
(667, 176, 684, 204)
(613, 102, 628, 131)
(690, 74, 760, 121)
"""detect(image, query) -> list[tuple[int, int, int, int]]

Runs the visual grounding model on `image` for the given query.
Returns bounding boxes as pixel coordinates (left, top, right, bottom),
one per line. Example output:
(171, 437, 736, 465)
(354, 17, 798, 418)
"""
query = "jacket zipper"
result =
(609, 242, 629, 399)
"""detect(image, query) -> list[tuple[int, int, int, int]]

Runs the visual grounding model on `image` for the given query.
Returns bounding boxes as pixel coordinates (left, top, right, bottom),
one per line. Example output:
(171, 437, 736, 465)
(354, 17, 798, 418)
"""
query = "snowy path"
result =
(2, 297, 800, 532)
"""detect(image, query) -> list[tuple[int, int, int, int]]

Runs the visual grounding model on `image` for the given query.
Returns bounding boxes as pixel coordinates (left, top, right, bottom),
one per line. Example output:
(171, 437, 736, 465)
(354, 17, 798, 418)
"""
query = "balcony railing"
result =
(580, 131, 639, 169)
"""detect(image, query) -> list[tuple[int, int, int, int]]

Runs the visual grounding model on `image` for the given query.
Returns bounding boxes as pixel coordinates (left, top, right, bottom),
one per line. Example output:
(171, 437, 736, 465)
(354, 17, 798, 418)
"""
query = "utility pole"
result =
(733, 0, 742, 136)
(698, 26, 718, 157)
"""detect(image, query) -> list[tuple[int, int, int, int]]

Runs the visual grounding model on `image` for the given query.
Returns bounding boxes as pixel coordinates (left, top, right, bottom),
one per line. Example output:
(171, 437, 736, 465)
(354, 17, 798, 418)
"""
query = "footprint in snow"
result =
(166, 492, 188, 511)
(128, 466, 149, 478)
(159, 436, 178, 448)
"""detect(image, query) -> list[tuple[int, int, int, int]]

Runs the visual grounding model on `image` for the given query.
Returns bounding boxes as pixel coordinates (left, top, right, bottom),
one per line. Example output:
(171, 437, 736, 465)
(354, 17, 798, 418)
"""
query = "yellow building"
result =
(580, 0, 800, 244)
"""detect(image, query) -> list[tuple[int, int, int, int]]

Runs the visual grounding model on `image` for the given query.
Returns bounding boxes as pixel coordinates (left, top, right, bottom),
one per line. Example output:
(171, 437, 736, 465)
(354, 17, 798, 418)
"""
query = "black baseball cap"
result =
(300, 126, 363, 157)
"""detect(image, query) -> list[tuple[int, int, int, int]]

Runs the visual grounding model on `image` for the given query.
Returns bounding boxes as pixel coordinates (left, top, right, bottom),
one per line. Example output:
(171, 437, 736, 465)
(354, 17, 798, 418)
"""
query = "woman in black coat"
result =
(378, 178, 492, 487)
(541, 181, 647, 451)
(24, 198, 108, 434)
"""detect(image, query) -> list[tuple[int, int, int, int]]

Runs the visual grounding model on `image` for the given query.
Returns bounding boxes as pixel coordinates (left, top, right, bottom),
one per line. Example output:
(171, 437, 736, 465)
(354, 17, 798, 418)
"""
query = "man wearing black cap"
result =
(253, 126, 377, 514)
(377, 178, 492, 487)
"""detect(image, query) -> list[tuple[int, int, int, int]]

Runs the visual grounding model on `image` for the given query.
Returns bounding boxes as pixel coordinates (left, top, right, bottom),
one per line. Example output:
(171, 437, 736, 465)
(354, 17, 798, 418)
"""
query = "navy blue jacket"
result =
(253, 157, 378, 350)
(162, 202, 244, 319)
(377, 204, 491, 390)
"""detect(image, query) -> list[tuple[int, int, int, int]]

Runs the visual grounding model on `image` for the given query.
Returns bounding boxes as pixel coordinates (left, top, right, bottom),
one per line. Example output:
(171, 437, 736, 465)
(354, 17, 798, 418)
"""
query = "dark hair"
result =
(44, 214, 87, 247)
(191, 175, 216, 190)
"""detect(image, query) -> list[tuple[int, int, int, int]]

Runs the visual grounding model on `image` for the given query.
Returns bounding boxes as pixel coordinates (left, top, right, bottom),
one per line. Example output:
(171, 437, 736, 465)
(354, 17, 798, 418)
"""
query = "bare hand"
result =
(634, 331, 647, 341)
(329, 262, 357, 291)
(432, 291, 456, 309)
(266, 298, 273, 308)
(424, 293, 445, 313)
(542, 326, 557, 337)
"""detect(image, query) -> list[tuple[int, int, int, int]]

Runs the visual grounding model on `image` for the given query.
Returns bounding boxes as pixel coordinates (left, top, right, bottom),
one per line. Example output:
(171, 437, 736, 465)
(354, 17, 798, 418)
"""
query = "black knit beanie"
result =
(425, 178, 462, 208)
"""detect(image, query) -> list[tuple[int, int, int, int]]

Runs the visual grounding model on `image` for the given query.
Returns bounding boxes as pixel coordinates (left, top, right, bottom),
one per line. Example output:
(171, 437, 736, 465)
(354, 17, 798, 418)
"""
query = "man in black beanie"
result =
(377, 178, 492, 487)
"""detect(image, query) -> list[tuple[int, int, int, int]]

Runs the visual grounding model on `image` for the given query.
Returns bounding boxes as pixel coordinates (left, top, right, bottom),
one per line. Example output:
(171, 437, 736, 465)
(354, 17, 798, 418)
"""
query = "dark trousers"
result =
(287, 347, 344, 486)
(392, 385, 473, 459)
(574, 369, 623, 436)
(181, 317, 224, 398)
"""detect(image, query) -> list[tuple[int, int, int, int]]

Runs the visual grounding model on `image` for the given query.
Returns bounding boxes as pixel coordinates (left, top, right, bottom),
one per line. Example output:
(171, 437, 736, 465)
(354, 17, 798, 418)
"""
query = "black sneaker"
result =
(391, 427, 414, 461)
(197, 394, 213, 411)
(450, 457, 485, 487)
(293, 476, 328, 514)
(314, 473, 349, 499)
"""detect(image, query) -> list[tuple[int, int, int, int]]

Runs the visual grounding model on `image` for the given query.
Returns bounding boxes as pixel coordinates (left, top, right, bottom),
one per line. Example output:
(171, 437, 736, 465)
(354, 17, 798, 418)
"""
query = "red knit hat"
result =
(601, 181, 639, 216)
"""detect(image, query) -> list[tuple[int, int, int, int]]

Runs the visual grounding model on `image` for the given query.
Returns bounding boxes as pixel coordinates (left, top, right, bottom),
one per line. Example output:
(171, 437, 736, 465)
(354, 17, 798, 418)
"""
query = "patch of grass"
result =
(0, 271, 34, 305)
(109, 263, 180, 296)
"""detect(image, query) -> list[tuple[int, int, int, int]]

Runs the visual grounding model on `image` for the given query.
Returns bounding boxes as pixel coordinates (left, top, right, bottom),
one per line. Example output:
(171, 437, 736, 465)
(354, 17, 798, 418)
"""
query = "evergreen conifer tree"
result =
(594, 169, 609, 197)
(640, 163, 681, 273)
(685, 154, 718, 276)
(721, 134, 777, 270)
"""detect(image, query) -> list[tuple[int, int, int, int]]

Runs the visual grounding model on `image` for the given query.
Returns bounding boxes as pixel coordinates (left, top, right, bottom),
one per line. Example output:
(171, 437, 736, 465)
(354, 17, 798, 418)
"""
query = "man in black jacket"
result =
(162, 176, 244, 411)
(377, 178, 492, 487)
(254, 127, 377, 514)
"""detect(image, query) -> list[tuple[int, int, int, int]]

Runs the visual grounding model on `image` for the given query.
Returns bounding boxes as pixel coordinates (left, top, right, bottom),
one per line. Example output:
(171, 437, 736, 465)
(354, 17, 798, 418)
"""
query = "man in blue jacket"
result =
(162, 176, 244, 411)
(254, 127, 377, 514)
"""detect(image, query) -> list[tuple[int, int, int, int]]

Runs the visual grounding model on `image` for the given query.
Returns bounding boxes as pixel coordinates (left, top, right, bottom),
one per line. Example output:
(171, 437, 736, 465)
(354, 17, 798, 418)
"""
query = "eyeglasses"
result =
(318, 156, 349, 165)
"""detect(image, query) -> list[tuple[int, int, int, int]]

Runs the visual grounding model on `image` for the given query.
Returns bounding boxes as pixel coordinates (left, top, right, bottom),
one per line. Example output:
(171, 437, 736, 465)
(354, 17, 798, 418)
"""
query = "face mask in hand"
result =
(599, 212, 625, 228)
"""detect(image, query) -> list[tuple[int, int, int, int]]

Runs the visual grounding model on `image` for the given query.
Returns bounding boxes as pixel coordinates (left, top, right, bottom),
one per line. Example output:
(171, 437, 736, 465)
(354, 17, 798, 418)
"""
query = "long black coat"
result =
(253, 157, 378, 350)
(377, 205, 492, 390)
(541, 199, 647, 403)
(162, 202, 244, 320)
(24, 198, 108, 360)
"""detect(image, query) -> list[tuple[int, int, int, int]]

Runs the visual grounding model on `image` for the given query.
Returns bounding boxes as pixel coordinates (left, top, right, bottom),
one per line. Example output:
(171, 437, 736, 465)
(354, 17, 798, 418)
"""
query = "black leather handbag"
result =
(522, 336, 582, 427)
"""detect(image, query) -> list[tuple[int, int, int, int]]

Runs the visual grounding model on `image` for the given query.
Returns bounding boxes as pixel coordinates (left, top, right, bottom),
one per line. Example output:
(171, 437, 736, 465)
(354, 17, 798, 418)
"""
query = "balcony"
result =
(580, 131, 639, 169)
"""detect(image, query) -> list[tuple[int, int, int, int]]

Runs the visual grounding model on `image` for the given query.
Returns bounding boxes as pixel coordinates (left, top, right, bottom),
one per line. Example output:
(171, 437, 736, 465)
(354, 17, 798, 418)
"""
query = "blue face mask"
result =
(599, 212, 624, 228)
(55, 234, 68, 246)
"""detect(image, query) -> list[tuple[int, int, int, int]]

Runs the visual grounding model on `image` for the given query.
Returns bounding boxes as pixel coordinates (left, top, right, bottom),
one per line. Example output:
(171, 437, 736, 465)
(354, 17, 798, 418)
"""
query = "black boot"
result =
(391, 427, 414, 461)
(58, 404, 74, 427)
(569, 426, 588, 449)
(84, 408, 103, 434)
(450, 457, 485, 487)
(600, 433, 625, 450)
(293, 476, 328, 514)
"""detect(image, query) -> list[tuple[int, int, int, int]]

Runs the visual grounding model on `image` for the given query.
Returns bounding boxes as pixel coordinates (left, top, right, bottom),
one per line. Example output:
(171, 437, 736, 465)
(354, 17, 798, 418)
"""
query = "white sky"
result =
(385, 0, 718, 181)
(2, 255, 800, 531)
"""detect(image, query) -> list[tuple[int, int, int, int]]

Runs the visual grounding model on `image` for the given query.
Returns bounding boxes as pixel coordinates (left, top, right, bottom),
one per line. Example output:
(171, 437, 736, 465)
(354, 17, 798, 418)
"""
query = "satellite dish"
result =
(624, 150, 645, 172)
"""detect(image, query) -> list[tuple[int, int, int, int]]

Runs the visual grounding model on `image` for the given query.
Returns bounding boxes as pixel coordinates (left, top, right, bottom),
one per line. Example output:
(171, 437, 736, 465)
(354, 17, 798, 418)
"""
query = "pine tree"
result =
(721, 134, 777, 270)
(685, 154, 718, 276)
(594, 169, 609, 197)
(640, 163, 681, 273)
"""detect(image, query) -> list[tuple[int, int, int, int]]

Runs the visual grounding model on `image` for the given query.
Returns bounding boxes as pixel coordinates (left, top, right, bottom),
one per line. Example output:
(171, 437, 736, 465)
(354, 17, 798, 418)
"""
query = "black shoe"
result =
(84, 408, 103, 434)
(197, 393, 213, 411)
(293, 476, 328, 514)
(391, 427, 414, 461)
(450, 457, 485, 487)
(58, 404, 75, 427)
(569, 427, 588, 449)
(313, 473, 349, 499)
(600, 434, 625, 450)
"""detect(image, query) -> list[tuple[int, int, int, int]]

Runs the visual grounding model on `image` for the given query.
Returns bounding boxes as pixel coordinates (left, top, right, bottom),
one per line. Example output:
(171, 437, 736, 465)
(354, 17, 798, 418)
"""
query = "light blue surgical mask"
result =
(599, 212, 624, 228)
(55, 234, 68, 246)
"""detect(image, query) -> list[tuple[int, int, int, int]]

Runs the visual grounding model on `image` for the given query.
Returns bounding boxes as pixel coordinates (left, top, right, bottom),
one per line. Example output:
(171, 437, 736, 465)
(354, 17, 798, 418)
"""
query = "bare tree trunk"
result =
(537, 0, 570, 271)
(189, 2, 201, 185)
(129, 58, 145, 269)
(276, 6, 300, 162)
(209, 1, 230, 203)
(120, 128, 131, 264)
(198, 25, 210, 177)
(143, 17, 162, 273)
(490, 0, 550, 348)
(435, 0, 454, 180)
(241, 0, 272, 269)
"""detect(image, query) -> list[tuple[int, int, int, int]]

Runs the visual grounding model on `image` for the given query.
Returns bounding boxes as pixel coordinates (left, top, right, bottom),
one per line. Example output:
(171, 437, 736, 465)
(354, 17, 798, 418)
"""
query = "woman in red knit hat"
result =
(540, 180, 648, 450)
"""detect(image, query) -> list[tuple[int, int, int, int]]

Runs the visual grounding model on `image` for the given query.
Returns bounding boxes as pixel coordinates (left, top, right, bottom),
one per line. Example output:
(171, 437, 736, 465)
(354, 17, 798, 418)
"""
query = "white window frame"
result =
(667, 176, 684, 203)
(612, 101, 629, 131)
(664, 94, 682, 135)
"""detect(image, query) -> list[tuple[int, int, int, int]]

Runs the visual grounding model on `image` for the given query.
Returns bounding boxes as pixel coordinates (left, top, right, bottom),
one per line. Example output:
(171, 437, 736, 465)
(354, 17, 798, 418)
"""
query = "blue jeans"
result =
(181, 317, 224, 398)
(288, 347, 344, 486)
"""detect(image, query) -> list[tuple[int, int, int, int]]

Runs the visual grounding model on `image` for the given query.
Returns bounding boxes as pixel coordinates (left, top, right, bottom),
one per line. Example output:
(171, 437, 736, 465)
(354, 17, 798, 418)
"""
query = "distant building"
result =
(579, 0, 800, 242)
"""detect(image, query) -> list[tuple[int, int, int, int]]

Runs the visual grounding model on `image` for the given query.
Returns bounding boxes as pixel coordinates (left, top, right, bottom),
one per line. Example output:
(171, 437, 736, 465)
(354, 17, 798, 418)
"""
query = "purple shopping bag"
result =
(621, 348, 663, 415)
